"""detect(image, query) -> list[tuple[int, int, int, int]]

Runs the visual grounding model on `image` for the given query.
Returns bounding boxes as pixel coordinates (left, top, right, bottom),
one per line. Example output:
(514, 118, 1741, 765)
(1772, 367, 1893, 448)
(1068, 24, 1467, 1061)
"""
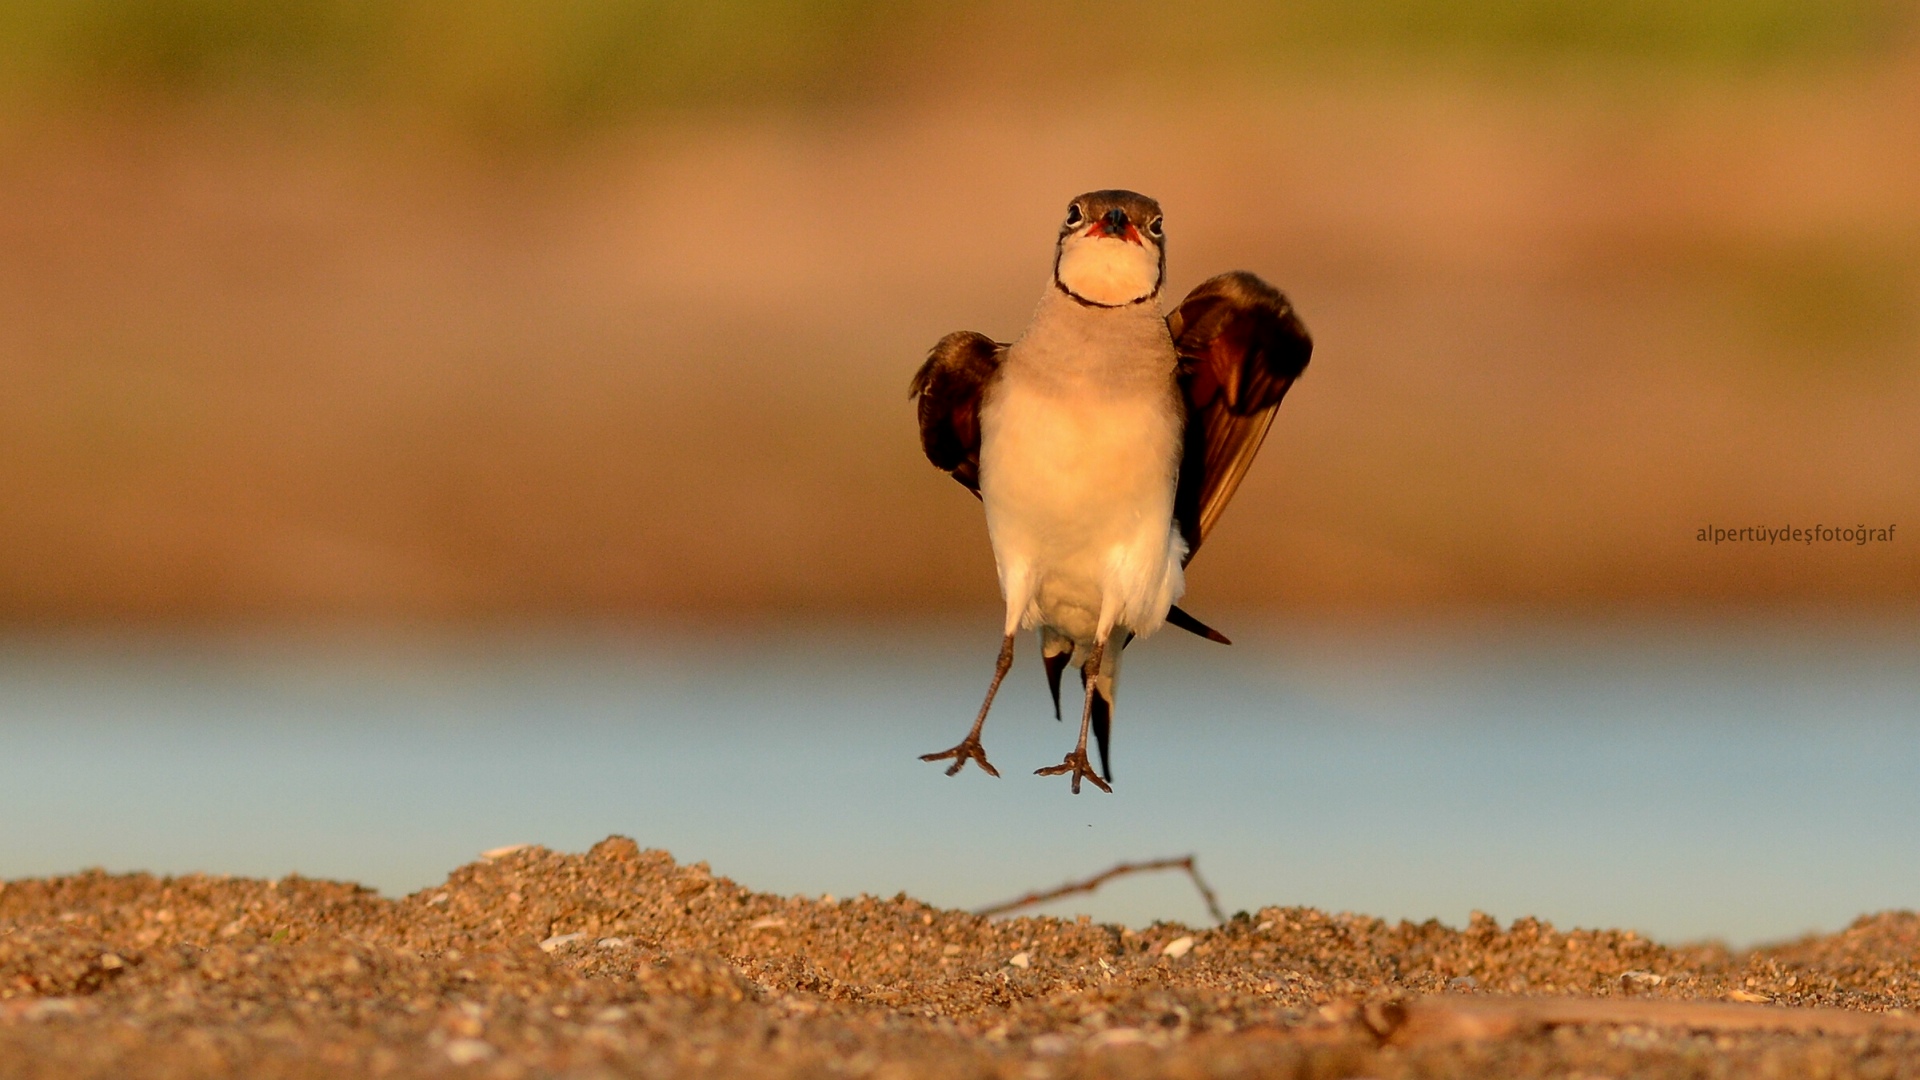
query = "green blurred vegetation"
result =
(1186, 0, 1910, 67)
(0, 0, 1910, 132)
(0, 0, 928, 130)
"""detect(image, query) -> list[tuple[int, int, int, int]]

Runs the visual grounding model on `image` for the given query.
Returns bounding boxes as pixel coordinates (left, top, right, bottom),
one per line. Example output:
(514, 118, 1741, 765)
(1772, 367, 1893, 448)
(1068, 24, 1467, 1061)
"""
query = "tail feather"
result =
(1166, 604, 1231, 644)
(1043, 651, 1070, 720)
(1041, 630, 1075, 720)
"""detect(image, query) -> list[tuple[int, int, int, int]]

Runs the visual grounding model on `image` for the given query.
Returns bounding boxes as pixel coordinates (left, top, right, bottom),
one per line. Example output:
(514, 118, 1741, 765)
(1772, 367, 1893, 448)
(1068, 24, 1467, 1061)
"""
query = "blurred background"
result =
(3, 0, 1916, 618)
(1, 1, 1917, 943)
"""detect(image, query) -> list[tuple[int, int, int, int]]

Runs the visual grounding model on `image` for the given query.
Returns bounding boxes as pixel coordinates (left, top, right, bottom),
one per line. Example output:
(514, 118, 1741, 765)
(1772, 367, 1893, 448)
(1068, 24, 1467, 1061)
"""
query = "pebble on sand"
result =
(442, 1039, 496, 1065)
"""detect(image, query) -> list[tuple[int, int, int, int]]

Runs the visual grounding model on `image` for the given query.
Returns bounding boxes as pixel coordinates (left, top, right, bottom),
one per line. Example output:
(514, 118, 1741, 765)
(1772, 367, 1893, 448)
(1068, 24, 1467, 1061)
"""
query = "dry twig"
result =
(975, 855, 1227, 924)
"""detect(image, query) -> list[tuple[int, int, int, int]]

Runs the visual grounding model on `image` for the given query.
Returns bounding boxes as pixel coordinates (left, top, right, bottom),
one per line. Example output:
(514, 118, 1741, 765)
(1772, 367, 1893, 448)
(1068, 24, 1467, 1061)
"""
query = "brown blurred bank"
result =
(1, 2, 1916, 622)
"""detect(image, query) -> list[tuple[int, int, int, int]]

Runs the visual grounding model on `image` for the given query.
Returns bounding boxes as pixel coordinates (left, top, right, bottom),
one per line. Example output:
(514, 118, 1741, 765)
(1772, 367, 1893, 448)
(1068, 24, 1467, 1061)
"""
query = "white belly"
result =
(978, 378, 1186, 644)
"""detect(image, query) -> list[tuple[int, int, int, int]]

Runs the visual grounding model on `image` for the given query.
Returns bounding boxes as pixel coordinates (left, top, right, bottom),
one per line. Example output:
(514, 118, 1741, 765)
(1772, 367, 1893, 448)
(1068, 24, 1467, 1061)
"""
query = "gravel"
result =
(3, 836, 1917, 1078)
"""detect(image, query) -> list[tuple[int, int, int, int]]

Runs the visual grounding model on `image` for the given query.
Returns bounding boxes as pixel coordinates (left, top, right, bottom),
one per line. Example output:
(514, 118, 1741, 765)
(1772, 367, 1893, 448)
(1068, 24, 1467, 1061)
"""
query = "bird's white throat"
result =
(1055, 234, 1160, 306)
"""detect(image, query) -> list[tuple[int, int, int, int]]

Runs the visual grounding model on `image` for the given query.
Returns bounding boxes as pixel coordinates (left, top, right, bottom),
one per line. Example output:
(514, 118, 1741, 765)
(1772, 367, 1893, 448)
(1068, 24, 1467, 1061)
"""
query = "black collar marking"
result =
(1052, 277, 1161, 309)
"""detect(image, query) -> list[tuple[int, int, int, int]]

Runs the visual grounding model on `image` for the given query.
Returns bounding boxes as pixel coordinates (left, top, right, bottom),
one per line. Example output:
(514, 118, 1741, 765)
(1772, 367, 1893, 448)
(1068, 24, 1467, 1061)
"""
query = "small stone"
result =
(1085, 1027, 1152, 1050)
(590, 836, 640, 861)
(1162, 936, 1195, 959)
(1727, 989, 1770, 1003)
(596, 937, 630, 949)
(748, 917, 787, 931)
(443, 1038, 495, 1065)
(1008, 951, 1032, 969)
(480, 844, 529, 860)
(942, 944, 962, 956)
(18, 991, 86, 1014)
(538, 932, 587, 953)
(1029, 1034, 1073, 1056)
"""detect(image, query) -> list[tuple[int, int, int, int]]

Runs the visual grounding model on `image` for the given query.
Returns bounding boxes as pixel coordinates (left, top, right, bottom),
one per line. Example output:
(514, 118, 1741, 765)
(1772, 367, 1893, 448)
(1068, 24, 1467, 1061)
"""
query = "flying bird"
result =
(910, 190, 1312, 793)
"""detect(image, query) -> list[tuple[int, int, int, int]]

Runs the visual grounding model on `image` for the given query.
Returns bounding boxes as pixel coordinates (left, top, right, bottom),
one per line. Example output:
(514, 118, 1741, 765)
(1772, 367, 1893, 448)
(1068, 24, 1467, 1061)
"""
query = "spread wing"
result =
(909, 330, 1004, 494)
(1170, 271, 1313, 562)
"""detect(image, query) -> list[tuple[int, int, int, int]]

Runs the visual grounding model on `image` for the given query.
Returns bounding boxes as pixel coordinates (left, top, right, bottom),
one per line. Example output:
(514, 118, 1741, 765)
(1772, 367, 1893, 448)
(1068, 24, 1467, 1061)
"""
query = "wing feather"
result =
(1170, 272, 1312, 561)
(909, 331, 1003, 494)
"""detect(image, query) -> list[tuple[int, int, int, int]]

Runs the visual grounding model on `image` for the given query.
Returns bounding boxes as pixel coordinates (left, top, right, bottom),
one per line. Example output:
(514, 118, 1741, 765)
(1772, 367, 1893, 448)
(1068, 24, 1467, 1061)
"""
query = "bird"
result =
(909, 189, 1312, 793)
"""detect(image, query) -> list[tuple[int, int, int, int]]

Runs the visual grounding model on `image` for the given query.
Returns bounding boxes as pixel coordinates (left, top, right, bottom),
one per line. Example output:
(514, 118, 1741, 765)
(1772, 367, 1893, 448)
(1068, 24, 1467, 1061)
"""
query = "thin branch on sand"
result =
(974, 855, 1227, 924)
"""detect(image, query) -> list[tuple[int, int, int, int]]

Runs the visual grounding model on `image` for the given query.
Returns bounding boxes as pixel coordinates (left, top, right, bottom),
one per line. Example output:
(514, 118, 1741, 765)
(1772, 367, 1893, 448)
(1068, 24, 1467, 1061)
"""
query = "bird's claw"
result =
(1035, 750, 1112, 794)
(920, 738, 1001, 778)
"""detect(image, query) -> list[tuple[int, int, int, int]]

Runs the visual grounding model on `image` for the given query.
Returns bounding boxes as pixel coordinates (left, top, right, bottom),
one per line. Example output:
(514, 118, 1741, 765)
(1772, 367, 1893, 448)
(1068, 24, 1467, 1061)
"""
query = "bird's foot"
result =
(1035, 750, 1112, 794)
(920, 736, 1000, 778)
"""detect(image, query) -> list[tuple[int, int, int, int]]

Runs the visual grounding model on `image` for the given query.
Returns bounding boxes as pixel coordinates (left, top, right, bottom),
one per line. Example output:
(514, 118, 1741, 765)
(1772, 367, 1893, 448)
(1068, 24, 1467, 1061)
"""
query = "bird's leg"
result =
(1035, 638, 1113, 794)
(919, 633, 1013, 778)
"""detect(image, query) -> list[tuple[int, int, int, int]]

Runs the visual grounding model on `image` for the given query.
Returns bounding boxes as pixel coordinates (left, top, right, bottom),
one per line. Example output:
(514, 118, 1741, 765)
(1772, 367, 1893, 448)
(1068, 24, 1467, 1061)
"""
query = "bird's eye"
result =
(1147, 216, 1163, 238)
(1064, 204, 1083, 227)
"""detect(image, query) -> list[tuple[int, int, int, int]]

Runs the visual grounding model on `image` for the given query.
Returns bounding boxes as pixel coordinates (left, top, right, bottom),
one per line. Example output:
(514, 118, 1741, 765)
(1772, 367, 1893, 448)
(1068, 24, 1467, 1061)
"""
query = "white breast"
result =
(977, 296, 1186, 645)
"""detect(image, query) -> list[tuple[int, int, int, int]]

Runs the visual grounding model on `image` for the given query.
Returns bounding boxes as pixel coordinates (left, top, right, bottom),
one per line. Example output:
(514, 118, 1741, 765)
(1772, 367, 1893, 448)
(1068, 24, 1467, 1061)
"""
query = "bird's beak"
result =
(1089, 207, 1142, 245)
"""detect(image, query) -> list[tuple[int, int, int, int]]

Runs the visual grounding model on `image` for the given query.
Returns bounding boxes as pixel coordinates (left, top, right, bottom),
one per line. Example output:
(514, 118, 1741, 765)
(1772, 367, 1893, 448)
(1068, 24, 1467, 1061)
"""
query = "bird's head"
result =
(1053, 190, 1165, 307)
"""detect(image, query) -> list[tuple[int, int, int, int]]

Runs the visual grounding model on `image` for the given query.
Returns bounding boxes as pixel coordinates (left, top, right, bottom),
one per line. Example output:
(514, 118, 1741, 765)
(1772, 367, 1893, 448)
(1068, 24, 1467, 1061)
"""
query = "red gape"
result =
(1083, 220, 1144, 245)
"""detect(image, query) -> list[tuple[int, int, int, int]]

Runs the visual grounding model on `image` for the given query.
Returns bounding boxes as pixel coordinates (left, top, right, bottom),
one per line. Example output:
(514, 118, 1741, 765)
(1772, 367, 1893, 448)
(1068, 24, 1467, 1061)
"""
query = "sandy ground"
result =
(4, 838, 1918, 1078)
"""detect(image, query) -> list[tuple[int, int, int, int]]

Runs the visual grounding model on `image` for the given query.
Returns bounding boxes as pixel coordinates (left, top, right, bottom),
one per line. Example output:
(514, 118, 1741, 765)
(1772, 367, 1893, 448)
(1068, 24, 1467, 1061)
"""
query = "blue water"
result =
(1, 617, 1915, 946)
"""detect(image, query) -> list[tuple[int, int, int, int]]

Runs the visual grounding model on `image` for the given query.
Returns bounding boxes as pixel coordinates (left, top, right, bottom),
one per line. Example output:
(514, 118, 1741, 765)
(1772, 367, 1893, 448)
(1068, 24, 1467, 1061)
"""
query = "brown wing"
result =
(909, 331, 1004, 494)
(1170, 272, 1312, 562)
